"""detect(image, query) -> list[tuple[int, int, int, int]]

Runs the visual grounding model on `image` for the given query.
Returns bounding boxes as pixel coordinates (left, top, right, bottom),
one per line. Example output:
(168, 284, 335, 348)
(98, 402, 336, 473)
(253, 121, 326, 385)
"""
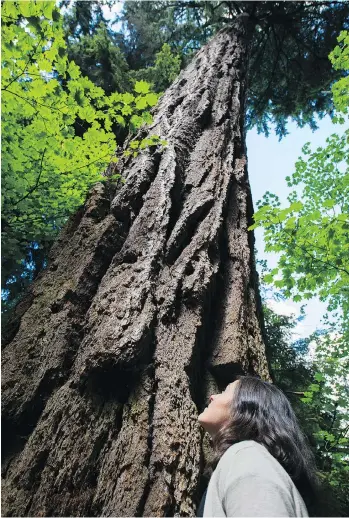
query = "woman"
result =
(197, 376, 318, 517)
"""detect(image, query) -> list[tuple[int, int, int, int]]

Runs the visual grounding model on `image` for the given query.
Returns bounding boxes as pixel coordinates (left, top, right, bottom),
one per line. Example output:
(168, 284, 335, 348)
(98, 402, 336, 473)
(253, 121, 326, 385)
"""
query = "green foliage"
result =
(60, 2, 181, 95)
(1, 1, 161, 307)
(130, 43, 182, 93)
(300, 329, 349, 514)
(60, 0, 106, 38)
(251, 131, 349, 313)
(264, 305, 313, 390)
(251, 30, 349, 324)
(254, 33, 349, 513)
(65, 21, 131, 95)
(264, 305, 349, 515)
(329, 30, 349, 119)
(120, 1, 218, 70)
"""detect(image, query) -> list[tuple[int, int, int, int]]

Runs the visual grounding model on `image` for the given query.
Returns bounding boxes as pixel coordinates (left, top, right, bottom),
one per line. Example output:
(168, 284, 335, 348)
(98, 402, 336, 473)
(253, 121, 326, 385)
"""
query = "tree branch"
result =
(283, 228, 349, 277)
(14, 147, 47, 206)
(253, 25, 286, 115)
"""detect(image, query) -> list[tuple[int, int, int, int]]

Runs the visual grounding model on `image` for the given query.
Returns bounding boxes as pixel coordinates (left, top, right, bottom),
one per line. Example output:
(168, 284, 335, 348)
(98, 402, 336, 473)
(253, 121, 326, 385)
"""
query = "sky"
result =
(101, 1, 123, 28)
(247, 118, 332, 340)
(100, 1, 331, 341)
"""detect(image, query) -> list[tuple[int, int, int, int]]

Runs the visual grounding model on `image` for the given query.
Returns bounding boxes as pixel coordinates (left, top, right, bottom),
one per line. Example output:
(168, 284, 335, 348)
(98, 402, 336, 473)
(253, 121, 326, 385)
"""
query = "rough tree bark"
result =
(2, 20, 270, 517)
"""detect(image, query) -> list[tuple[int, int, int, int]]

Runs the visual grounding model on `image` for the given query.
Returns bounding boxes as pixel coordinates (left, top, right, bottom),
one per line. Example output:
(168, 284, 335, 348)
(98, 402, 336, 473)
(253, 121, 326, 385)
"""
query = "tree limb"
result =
(14, 147, 47, 206)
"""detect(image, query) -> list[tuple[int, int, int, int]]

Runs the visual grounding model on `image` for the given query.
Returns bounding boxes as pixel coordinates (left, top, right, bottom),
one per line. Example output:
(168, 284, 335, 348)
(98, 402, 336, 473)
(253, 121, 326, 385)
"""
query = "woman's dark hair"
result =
(212, 375, 319, 513)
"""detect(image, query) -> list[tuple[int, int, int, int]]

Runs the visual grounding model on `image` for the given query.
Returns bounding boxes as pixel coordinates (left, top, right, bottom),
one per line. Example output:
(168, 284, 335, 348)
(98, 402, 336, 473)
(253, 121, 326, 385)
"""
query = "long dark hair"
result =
(212, 376, 319, 512)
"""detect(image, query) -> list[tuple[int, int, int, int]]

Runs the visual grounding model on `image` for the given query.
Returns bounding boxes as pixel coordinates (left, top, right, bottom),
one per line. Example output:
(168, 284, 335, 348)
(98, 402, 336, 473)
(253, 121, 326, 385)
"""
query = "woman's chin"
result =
(198, 408, 209, 425)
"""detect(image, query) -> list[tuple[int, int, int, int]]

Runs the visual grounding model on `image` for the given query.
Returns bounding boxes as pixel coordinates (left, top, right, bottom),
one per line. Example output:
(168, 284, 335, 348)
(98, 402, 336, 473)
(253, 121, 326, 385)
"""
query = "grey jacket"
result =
(203, 440, 309, 517)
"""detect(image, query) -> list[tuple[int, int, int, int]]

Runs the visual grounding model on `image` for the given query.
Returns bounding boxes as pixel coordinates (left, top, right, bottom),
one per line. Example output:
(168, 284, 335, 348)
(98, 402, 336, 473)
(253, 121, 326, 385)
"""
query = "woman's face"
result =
(198, 380, 238, 437)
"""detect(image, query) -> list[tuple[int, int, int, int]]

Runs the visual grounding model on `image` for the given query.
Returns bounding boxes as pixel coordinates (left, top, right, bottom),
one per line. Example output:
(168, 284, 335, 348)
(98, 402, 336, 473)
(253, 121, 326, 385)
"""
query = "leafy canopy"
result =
(129, 43, 182, 93)
(65, 19, 131, 95)
(251, 132, 348, 312)
(59, 1, 349, 136)
(329, 30, 349, 119)
(250, 30, 349, 326)
(252, 32, 349, 506)
(1, 0, 163, 306)
(60, 1, 182, 95)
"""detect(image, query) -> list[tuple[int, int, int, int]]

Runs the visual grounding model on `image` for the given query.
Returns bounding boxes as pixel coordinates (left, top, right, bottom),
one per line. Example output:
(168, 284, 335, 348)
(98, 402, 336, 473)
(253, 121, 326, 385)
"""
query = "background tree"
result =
(2, 2, 349, 516)
(264, 303, 349, 516)
(129, 43, 182, 93)
(66, 22, 131, 94)
(61, 0, 107, 37)
(61, 1, 131, 94)
(60, 1, 182, 94)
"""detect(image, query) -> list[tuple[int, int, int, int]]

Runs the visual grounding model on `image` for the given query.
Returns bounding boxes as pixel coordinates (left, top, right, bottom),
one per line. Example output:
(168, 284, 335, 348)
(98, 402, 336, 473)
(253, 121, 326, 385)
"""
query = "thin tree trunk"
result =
(2, 21, 270, 517)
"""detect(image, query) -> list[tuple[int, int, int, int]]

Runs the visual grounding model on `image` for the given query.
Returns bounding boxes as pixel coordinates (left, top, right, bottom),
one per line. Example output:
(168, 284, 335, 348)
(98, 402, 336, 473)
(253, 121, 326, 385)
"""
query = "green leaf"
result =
(130, 114, 143, 129)
(142, 111, 153, 124)
(263, 274, 274, 284)
(289, 201, 303, 212)
(135, 97, 148, 110)
(322, 199, 336, 208)
(314, 372, 324, 382)
(134, 80, 151, 94)
(121, 105, 133, 116)
(42, 2, 54, 19)
(144, 93, 158, 107)
(115, 115, 125, 127)
(121, 92, 135, 105)
(68, 61, 80, 80)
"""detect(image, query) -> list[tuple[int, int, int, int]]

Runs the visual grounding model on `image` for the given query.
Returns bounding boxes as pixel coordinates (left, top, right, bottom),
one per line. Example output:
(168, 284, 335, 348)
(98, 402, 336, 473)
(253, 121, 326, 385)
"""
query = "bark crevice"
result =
(2, 184, 129, 465)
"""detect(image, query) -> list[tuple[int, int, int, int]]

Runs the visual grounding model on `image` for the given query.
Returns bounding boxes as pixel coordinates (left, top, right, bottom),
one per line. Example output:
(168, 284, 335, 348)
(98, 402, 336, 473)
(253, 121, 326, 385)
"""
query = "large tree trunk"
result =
(2, 21, 270, 517)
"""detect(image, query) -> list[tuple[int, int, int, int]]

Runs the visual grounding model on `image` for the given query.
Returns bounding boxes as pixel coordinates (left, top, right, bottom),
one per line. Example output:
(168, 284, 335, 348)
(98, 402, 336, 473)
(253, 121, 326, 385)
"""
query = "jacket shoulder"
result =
(217, 440, 292, 484)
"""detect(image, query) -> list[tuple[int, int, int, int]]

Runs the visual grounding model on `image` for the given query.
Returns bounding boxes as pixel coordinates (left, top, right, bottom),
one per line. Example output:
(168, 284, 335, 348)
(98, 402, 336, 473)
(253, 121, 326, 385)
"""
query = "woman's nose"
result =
(209, 394, 216, 402)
